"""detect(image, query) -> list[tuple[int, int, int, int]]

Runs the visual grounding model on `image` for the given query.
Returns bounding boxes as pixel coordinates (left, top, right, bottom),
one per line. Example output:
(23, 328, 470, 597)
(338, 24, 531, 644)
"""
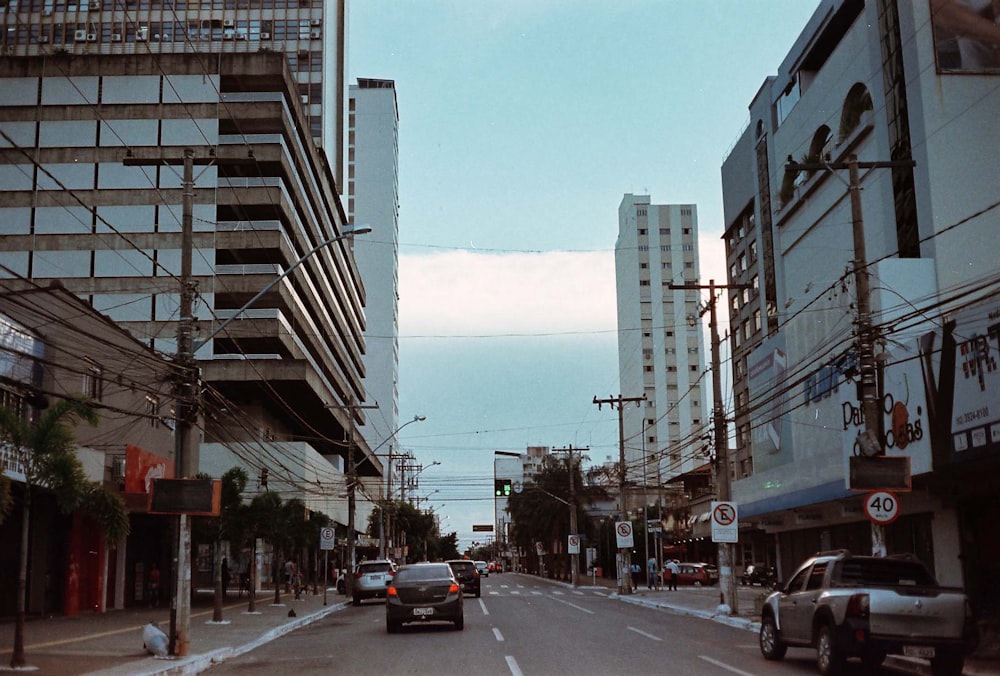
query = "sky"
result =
(347, 1, 821, 551)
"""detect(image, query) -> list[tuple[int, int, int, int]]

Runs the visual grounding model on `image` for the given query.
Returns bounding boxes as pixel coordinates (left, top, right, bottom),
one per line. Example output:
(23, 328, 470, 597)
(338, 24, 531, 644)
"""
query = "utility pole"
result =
(785, 154, 914, 557)
(594, 395, 645, 594)
(124, 147, 210, 656)
(553, 445, 588, 588)
(670, 279, 750, 616)
(328, 397, 377, 597)
(171, 149, 199, 656)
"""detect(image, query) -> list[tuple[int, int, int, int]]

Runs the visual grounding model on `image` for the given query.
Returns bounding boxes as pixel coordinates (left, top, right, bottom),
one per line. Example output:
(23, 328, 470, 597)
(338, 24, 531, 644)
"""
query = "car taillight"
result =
(449, 583, 460, 594)
(354, 571, 362, 579)
(473, 570, 479, 578)
(846, 593, 870, 619)
(387, 586, 397, 597)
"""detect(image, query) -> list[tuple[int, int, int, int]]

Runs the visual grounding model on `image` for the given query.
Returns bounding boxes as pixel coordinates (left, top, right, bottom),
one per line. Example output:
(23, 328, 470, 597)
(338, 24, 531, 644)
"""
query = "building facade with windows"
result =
(348, 78, 400, 474)
(615, 194, 708, 487)
(0, 278, 177, 616)
(0, 52, 379, 552)
(720, 0, 1000, 636)
(0, 0, 348, 187)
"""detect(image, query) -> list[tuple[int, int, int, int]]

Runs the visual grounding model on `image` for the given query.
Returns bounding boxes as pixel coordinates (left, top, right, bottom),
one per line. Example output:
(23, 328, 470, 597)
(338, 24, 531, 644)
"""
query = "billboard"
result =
(918, 297, 1000, 463)
(748, 334, 793, 471)
(931, 0, 1000, 73)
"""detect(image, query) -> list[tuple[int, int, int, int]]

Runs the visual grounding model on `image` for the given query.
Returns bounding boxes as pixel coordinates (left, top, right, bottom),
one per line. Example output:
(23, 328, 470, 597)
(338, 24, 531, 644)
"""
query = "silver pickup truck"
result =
(758, 550, 977, 676)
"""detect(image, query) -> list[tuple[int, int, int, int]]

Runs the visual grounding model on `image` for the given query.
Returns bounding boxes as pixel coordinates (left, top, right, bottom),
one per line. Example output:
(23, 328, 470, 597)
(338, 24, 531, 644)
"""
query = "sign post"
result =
(319, 527, 335, 605)
(710, 501, 738, 544)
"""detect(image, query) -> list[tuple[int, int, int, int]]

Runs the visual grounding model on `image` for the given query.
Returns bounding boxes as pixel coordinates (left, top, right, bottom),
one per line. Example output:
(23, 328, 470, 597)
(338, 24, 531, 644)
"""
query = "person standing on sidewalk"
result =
(629, 561, 641, 591)
(647, 556, 659, 589)
(664, 559, 680, 591)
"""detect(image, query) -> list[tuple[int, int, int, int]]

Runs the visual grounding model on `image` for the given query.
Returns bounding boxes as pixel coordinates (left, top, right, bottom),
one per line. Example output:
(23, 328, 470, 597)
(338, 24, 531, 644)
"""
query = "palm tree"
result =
(0, 399, 129, 669)
(194, 467, 248, 622)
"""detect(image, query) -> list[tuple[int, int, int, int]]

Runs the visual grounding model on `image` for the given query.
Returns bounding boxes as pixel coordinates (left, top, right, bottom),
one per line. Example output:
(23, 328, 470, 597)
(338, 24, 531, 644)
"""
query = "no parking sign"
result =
(615, 521, 634, 548)
(711, 501, 738, 543)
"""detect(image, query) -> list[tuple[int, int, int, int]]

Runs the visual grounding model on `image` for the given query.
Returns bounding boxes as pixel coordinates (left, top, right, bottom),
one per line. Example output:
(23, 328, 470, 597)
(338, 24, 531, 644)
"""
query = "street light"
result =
(374, 415, 426, 559)
(197, 223, 372, 349)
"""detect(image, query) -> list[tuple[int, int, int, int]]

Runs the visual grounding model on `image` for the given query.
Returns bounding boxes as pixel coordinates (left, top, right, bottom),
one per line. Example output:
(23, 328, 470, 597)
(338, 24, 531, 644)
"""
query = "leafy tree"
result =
(506, 455, 607, 579)
(0, 399, 129, 669)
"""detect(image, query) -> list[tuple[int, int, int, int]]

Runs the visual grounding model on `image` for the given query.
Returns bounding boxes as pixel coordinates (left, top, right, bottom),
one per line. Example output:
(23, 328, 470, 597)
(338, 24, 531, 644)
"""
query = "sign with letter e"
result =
(711, 501, 738, 543)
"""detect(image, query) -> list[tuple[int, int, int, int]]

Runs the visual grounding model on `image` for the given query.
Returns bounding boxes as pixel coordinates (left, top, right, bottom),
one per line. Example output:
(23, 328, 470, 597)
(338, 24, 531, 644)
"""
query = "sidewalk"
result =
(0, 588, 348, 675)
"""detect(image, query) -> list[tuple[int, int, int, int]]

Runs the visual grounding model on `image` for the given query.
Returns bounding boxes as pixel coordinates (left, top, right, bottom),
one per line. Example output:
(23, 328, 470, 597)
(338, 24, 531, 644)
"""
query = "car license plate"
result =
(412, 607, 433, 616)
(903, 645, 935, 659)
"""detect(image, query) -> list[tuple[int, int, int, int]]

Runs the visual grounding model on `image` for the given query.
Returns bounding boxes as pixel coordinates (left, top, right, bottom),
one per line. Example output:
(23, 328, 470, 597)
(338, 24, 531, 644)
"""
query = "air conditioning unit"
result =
(260, 31, 270, 39)
(135, 27, 147, 40)
(37, 35, 49, 43)
(110, 32, 121, 41)
(223, 18, 233, 27)
(301, 95, 309, 105)
(90, 1, 100, 9)
(234, 32, 245, 40)
(42, 9, 52, 16)
(310, 19, 321, 27)
(74, 29, 88, 41)
(309, 29, 320, 39)
(86, 32, 97, 41)
(222, 31, 233, 40)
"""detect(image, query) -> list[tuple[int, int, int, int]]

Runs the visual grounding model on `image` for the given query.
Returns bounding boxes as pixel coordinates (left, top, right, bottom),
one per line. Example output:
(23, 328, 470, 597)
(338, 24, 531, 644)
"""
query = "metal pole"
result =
(171, 148, 197, 656)
(710, 279, 739, 615)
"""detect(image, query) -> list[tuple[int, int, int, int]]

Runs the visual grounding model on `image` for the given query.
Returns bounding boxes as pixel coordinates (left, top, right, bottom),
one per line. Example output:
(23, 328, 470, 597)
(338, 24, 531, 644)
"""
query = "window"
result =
(145, 396, 160, 428)
(638, 228, 647, 235)
(659, 228, 670, 235)
(83, 361, 103, 400)
(806, 562, 828, 591)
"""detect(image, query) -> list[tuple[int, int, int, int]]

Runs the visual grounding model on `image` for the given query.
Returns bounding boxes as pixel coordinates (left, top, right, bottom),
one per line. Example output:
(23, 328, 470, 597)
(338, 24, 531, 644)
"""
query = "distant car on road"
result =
(742, 563, 777, 587)
(352, 560, 396, 606)
(386, 562, 464, 633)
(475, 560, 489, 577)
(446, 559, 481, 597)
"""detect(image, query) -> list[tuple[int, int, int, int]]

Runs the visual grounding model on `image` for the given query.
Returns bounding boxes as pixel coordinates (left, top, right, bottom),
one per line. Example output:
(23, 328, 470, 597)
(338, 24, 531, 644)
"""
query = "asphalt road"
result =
(206, 575, 907, 676)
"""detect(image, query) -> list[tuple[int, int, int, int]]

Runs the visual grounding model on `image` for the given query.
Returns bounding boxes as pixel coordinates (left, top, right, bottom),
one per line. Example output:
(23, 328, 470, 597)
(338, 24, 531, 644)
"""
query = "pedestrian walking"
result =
(664, 559, 680, 591)
(284, 559, 295, 593)
(148, 562, 161, 607)
(647, 556, 659, 589)
(629, 561, 640, 591)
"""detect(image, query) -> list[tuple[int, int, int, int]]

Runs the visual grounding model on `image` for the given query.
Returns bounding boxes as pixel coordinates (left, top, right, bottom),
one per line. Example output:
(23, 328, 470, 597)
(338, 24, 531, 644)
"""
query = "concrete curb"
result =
(121, 600, 350, 676)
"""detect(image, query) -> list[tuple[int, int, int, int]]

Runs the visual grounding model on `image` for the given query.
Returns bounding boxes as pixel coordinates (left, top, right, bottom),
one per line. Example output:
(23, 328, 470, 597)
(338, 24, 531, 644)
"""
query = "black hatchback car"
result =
(446, 559, 481, 597)
(386, 563, 464, 632)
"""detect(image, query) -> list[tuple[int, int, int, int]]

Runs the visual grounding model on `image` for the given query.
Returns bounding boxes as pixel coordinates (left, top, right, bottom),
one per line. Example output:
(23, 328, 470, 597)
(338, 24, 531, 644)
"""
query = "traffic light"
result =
(494, 479, 512, 497)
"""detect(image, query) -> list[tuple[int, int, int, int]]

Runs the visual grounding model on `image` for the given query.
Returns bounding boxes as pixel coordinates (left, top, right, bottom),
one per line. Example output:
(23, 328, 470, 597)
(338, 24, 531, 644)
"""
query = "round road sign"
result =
(863, 490, 900, 525)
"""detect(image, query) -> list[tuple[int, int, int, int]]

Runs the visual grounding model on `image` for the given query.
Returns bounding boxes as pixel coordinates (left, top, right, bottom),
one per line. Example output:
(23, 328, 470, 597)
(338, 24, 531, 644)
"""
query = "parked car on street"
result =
(676, 562, 719, 586)
(475, 560, 489, 577)
(352, 560, 396, 606)
(386, 562, 464, 632)
(759, 549, 977, 676)
(446, 559, 481, 597)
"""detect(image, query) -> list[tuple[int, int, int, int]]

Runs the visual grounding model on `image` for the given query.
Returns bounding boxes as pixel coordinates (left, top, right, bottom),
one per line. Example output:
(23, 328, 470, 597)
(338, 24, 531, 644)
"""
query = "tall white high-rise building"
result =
(615, 194, 709, 485)
(348, 78, 399, 464)
(0, 0, 349, 185)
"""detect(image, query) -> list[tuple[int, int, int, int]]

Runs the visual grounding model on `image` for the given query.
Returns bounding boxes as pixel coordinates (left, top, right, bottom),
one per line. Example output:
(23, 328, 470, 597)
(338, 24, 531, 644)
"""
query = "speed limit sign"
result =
(864, 491, 900, 525)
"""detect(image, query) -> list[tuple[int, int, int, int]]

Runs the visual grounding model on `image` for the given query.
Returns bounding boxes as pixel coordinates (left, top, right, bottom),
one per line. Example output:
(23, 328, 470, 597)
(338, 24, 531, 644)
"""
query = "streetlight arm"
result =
(197, 225, 371, 349)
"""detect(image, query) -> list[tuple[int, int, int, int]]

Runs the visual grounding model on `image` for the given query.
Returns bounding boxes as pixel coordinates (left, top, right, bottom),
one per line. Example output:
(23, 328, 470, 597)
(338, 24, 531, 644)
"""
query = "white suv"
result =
(352, 560, 396, 605)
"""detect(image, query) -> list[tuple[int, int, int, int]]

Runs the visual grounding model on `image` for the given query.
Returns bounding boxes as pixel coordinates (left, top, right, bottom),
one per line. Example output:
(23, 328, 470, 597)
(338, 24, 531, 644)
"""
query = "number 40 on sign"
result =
(864, 490, 900, 525)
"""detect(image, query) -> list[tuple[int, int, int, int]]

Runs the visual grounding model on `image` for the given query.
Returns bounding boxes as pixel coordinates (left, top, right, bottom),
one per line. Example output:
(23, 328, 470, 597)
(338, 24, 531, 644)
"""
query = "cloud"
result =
(398, 237, 728, 338)
(399, 250, 617, 336)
